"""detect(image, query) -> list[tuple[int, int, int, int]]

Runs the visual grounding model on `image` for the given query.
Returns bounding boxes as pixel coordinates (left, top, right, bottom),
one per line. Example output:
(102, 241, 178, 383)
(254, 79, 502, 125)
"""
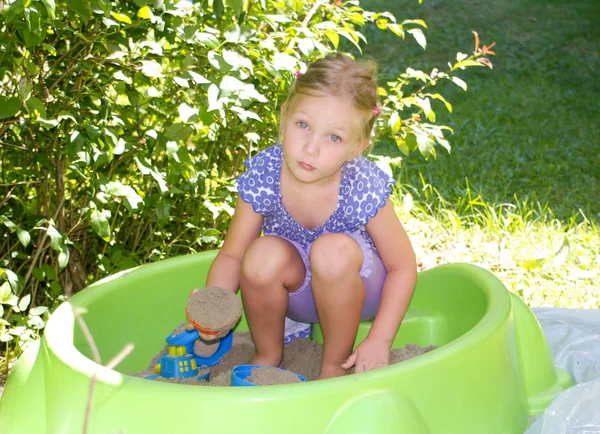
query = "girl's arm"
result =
(205, 194, 264, 292)
(364, 198, 417, 345)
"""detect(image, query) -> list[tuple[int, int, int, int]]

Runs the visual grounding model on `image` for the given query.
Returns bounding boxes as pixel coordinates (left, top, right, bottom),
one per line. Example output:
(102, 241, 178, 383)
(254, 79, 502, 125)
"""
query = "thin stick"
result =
(82, 343, 134, 434)
(105, 344, 134, 370)
(72, 309, 102, 365)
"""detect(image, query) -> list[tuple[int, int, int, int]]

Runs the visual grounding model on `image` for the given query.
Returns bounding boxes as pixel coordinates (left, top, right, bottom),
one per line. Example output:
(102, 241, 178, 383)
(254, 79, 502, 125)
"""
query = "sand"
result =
(186, 287, 242, 339)
(153, 368, 210, 385)
(137, 329, 437, 386)
(247, 367, 303, 385)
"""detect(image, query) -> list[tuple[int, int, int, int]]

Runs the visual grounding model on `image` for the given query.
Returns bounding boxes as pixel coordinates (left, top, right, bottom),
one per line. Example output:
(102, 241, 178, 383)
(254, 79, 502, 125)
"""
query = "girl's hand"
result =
(341, 337, 390, 373)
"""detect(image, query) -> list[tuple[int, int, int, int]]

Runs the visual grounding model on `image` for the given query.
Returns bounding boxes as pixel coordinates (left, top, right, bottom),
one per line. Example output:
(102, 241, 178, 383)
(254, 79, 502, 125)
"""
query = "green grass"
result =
(390, 182, 599, 308)
(360, 0, 600, 308)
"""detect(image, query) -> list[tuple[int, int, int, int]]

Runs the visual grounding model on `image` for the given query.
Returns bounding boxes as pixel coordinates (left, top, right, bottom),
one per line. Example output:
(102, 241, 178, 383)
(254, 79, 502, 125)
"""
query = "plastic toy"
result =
(232, 364, 308, 386)
(143, 328, 232, 382)
(0, 251, 572, 434)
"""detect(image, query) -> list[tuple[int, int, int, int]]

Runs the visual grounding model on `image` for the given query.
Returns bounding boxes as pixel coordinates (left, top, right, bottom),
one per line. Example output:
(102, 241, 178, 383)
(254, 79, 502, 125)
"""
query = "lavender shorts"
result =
(274, 231, 387, 324)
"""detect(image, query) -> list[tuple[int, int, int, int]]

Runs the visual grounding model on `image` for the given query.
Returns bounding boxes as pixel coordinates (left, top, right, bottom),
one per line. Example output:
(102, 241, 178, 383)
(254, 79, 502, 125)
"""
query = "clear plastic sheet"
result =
(525, 308, 600, 434)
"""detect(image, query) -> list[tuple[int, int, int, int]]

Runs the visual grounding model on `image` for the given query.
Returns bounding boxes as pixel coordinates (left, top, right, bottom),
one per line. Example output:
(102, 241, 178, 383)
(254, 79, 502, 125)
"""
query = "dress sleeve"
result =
(343, 157, 396, 227)
(236, 146, 278, 216)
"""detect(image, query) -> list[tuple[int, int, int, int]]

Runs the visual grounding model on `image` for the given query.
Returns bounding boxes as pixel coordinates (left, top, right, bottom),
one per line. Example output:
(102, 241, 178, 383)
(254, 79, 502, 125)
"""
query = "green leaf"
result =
(18, 294, 31, 311)
(207, 83, 222, 112)
(394, 136, 410, 156)
(231, 106, 262, 122)
(450, 76, 467, 91)
(66, 0, 91, 24)
(18, 76, 32, 101)
(42, 264, 56, 280)
(137, 5, 152, 19)
(8, 326, 26, 337)
(416, 131, 435, 155)
(41, 43, 57, 55)
(325, 29, 339, 49)
(214, 0, 224, 20)
(415, 97, 434, 122)
(339, 31, 362, 53)
(1, 268, 20, 291)
(2, 0, 24, 24)
(0, 282, 12, 302)
(58, 249, 69, 270)
(349, 13, 365, 25)
(3, 295, 19, 307)
(173, 77, 189, 88)
(32, 268, 45, 281)
(408, 28, 426, 50)
(387, 23, 404, 39)
(16, 227, 31, 247)
(30, 306, 48, 316)
(0, 97, 21, 119)
(429, 94, 453, 113)
(156, 200, 172, 222)
(28, 315, 45, 329)
(455, 60, 484, 69)
(166, 141, 180, 162)
(195, 33, 220, 49)
(26, 96, 47, 118)
(140, 60, 163, 78)
(0, 332, 13, 342)
(164, 123, 193, 141)
(401, 19, 427, 28)
(105, 182, 143, 209)
(50, 281, 62, 295)
(389, 111, 401, 134)
(227, 0, 244, 16)
(46, 224, 62, 251)
(222, 49, 253, 72)
(90, 209, 111, 242)
(185, 71, 210, 85)
(178, 103, 198, 123)
(111, 11, 132, 24)
(42, 0, 56, 19)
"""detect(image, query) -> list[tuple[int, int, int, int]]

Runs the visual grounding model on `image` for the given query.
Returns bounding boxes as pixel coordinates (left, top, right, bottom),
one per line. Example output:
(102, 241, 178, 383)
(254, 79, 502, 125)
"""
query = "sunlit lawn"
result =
(362, 0, 600, 308)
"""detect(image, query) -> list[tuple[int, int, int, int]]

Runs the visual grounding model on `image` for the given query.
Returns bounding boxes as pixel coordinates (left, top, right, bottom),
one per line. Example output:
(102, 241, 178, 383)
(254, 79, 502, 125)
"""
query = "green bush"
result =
(0, 0, 492, 365)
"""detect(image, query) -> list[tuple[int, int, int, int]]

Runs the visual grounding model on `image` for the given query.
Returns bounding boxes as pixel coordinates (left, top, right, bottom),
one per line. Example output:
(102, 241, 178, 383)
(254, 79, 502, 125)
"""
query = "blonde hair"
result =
(281, 53, 380, 145)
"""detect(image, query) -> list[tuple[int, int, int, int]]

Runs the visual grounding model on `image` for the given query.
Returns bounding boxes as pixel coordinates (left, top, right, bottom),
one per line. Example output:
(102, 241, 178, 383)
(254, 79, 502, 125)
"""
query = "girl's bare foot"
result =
(319, 364, 348, 379)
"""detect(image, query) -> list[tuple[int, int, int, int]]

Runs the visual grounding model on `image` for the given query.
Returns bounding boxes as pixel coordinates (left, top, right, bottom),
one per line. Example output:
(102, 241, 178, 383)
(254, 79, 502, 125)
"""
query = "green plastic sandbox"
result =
(0, 251, 571, 433)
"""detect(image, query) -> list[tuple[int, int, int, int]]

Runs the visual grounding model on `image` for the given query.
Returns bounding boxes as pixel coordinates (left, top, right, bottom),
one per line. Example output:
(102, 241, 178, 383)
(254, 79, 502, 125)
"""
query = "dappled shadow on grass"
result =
(361, 0, 600, 225)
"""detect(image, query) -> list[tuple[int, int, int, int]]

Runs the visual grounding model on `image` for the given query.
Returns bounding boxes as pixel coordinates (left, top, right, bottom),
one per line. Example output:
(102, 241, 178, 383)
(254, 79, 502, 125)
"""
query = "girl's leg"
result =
(240, 235, 306, 366)
(310, 233, 365, 379)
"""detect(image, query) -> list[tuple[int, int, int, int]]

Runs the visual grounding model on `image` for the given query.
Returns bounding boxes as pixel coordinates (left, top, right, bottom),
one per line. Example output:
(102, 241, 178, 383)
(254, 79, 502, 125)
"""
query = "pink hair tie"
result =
(373, 105, 382, 117)
(294, 70, 303, 78)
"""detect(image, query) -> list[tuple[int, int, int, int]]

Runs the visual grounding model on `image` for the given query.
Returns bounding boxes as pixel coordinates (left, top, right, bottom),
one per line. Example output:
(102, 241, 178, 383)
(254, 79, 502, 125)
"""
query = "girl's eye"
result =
(298, 121, 308, 129)
(328, 135, 341, 143)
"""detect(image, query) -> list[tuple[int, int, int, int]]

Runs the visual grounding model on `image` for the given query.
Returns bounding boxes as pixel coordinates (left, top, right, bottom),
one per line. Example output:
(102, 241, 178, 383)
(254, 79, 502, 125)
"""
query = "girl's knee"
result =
(241, 236, 300, 287)
(310, 234, 363, 280)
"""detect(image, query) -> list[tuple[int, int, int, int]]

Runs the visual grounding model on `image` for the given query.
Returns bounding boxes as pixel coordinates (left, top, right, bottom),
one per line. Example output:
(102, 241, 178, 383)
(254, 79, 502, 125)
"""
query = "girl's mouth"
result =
(298, 162, 315, 171)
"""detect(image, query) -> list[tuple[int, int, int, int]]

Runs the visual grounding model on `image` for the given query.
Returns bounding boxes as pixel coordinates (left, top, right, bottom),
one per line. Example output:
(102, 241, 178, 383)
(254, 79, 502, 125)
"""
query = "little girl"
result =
(205, 53, 417, 379)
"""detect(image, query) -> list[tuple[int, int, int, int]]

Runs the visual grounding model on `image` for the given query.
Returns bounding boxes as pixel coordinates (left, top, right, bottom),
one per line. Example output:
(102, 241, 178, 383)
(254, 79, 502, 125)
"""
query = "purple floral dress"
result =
(237, 144, 396, 339)
(237, 144, 395, 252)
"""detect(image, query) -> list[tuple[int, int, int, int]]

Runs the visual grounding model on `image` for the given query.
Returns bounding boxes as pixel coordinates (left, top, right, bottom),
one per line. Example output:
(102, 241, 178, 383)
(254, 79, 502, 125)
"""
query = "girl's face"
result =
(281, 92, 370, 185)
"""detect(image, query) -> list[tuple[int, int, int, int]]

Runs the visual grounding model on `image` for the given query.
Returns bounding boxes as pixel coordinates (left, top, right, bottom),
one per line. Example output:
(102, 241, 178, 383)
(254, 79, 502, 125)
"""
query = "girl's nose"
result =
(303, 134, 319, 156)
